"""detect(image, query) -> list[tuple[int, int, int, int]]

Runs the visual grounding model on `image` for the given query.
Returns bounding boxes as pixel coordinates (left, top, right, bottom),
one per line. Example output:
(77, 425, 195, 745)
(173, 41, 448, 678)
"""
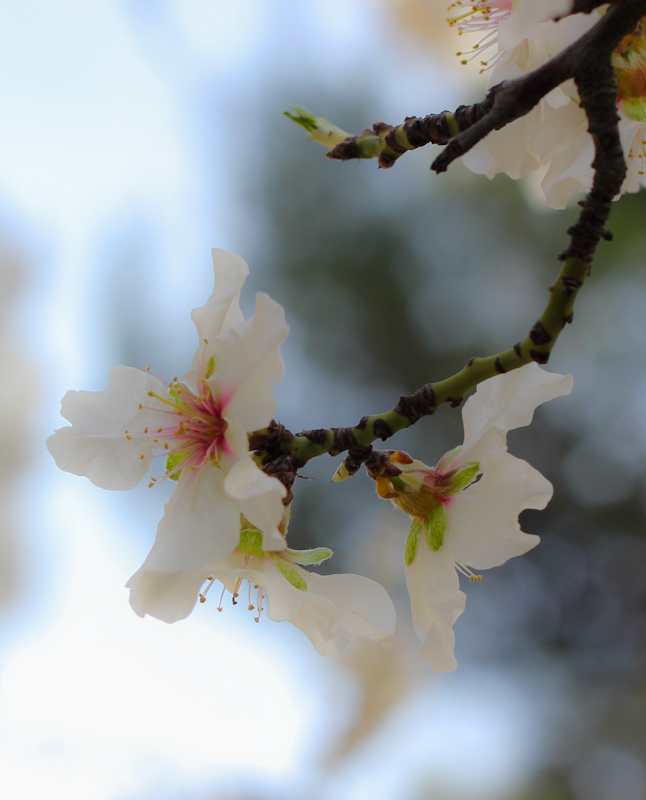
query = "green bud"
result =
(166, 450, 189, 481)
(405, 517, 422, 566)
(237, 529, 267, 558)
(332, 462, 351, 482)
(283, 105, 350, 148)
(285, 547, 333, 566)
(424, 505, 447, 552)
(446, 462, 480, 496)
(269, 552, 307, 590)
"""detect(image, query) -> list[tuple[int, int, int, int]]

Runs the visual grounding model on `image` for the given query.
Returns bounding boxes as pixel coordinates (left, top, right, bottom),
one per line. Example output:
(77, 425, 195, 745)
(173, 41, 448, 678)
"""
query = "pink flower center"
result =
(127, 368, 230, 485)
(447, 0, 513, 72)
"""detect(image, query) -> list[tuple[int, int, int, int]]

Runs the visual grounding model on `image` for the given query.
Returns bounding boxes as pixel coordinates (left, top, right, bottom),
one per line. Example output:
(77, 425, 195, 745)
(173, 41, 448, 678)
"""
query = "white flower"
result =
(371, 363, 573, 671)
(128, 524, 396, 657)
(47, 249, 290, 571)
(452, 2, 646, 208)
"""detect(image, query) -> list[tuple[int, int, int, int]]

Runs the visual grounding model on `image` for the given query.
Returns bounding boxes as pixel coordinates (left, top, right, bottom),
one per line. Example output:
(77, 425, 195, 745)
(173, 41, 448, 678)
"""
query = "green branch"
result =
(276, 255, 589, 468)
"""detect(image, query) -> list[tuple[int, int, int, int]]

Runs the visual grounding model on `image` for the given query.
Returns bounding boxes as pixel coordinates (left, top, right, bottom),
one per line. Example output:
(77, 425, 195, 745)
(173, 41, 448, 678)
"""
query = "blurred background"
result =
(2, 1, 646, 798)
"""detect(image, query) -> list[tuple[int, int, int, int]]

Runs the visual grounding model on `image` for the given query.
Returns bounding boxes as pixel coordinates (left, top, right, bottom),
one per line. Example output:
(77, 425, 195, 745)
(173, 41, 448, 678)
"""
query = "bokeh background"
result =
(2, 1, 646, 798)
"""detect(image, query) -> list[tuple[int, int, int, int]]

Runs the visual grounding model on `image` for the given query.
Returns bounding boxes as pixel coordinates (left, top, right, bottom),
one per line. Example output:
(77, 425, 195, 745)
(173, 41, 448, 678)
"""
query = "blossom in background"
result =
(47, 249, 289, 574)
(370, 364, 572, 671)
(449, 1, 646, 208)
(129, 516, 396, 657)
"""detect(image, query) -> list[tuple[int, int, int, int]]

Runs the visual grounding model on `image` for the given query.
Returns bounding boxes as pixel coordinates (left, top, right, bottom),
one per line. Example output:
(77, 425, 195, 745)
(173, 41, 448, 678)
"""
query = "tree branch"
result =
(260, 0, 640, 492)
(326, 0, 646, 173)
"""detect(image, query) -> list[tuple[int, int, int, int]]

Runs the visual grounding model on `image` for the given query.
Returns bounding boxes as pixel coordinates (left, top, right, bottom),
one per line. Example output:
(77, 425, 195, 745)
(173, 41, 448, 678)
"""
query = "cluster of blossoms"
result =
(48, 249, 571, 671)
(448, 0, 646, 207)
(47, 250, 395, 657)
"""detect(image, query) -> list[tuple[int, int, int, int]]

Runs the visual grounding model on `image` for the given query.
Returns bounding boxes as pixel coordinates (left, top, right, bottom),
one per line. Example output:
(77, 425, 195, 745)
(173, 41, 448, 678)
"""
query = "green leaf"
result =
(205, 355, 216, 379)
(237, 529, 267, 557)
(405, 517, 422, 566)
(283, 105, 349, 148)
(283, 105, 317, 132)
(285, 547, 333, 566)
(446, 462, 480, 496)
(424, 505, 447, 552)
(269, 553, 307, 590)
(166, 450, 189, 481)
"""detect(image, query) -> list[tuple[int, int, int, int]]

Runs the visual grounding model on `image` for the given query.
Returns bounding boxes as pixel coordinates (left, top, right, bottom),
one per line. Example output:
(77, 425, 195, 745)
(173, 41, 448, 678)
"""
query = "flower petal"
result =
(150, 464, 241, 570)
(127, 565, 210, 623)
(211, 292, 289, 432)
(224, 454, 286, 551)
(46, 366, 167, 490)
(458, 363, 572, 467)
(188, 248, 248, 384)
(293, 572, 396, 656)
(405, 547, 466, 672)
(446, 451, 548, 570)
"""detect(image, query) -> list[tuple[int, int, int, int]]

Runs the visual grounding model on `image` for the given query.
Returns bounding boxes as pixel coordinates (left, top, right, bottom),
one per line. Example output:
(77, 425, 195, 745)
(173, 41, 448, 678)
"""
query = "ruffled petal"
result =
(151, 464, 241, 570)
(126, 564, 210, 623)
(405, 547, 466, 672)
(293, 572, 396, 656)
(46, 366, 168, 490)
(458, 363, 572, 467)
(446, 451, 548, 569)
(187, 248, 248, 385)
(211, 293, 289, 432)
(224, 454, 286, 551)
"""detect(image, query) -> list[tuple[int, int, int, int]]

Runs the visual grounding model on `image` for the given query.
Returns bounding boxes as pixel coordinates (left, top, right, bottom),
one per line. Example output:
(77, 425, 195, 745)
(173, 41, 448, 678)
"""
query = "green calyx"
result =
(166, 450, 189, 481)
(237, 528, 267, 557)
(405, 517, 422, 566)
(269, 552, 307, 590)
(205, 356, 216, 379)
(445, 462, 480, 496)
(285, 547, 333, 566)
(236, 528, 313, 590)
(424, 504, 447, 552)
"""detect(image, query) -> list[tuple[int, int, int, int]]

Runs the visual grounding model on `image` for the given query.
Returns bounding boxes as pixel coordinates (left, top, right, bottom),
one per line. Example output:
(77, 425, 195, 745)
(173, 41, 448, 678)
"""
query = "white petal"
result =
(212, 293, 289, 432)
(294, 572, 396, 656)
(250, 560, 395, 657)
(446, 451, 548, 570)
(224, 454, 287, 551)
(150, 464, 241, 571)
(463, 108, 542, 181)
(405, 547, 466, 673)
(127, 565, 210, 622)
(458, 363, 572, 467)
(188, 249, 248, 383)
(46, 366, 168, 490)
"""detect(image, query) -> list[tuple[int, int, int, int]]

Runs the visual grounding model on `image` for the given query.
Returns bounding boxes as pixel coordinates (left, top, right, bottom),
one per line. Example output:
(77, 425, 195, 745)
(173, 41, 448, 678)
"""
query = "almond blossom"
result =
(128, 517, 396, 657)
(450, 1, 646, 208)
(369, 364, 573, 671)
(47, 248, 289, 572)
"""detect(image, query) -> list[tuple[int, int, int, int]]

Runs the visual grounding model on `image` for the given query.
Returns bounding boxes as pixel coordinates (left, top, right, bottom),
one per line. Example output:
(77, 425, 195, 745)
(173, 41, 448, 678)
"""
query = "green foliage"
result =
(270, 553, 307, 590)
(424, 505, 447, 552)
(446, 462, 480, 495)
(405, 517, 422, 566)
(205, 355, 216, 379)
(166, 450, 189, 481)
(285, 547, 333, 565)
(237, 529, 267, 557)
